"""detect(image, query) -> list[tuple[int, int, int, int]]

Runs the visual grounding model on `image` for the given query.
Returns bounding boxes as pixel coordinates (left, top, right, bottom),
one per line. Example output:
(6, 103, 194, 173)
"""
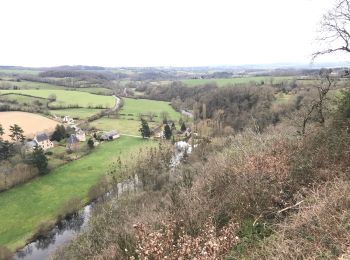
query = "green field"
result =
(75, 87, 113, 95)
(0, 70, 41, 75)
(0, 80, 114, 95)
(91, 117, 158, 135)
(181, 76, 294, 87)
(0, 89, 115, 108)
(50, 108, 104, 119)
(0, 136, 151, 250)
(120, 98, 180, 122)
(0, 93, 47, 105)
(0, 80, 66, 90)
(274, 93, 293, 104)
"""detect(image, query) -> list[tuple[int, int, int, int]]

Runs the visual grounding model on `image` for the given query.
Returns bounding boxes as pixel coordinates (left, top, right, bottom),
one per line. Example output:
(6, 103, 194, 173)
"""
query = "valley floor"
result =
(0, 136, 152, 250)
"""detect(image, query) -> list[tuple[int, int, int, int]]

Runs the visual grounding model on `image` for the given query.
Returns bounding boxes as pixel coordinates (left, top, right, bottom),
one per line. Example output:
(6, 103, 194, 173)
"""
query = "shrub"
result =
(0, 246, 12, 260)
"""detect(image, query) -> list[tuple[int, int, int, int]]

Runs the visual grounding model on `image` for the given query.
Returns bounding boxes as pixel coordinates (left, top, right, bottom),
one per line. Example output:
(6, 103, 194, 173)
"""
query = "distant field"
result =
(120, 98, 180, 122)
(0, 136, 152, 250)
(74, 87, 113, 95)
(0, 80, 66, 90)
(0, 70, 41, 75)
(0, 80, 114, 95)
(0, 93, 47, 105)
(0, 89, 115, 108)
(0, 111, 58, 140)
(91, 117, 158, 135)
(50, 108, 103, 119)
(181, 76, 294, 87)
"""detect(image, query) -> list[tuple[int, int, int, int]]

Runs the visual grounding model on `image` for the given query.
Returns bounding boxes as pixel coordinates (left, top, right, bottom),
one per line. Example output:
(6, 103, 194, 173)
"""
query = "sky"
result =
(0, 0, 344, 67)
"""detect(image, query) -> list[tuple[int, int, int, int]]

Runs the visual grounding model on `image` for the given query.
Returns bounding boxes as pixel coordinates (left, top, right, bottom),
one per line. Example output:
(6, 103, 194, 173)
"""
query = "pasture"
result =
(0, 80, 66, 90)
(120, 98, 180, 122)
(91, 117, 158, 136)
(50, 108, 103, 119)
(0, 93, 47, 106)
(0, 111, 58, 140)
(0, 69, 41, 75)
(0, 89, 115, 108)
(181, 76, 293, 87)
(0, 136, 152, 250)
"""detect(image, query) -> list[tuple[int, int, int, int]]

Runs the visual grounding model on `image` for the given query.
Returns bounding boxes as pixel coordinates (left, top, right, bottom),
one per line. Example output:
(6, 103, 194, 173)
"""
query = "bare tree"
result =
(313, 0, 350, 60)
(299, 70, 337, 134)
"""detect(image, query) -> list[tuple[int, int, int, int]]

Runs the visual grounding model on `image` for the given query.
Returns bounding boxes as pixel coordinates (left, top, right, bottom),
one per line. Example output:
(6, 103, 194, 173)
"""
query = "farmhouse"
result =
(63, 116, 74, 124)
(101, 130, 120, 141)
(66, 134, 79, 151)
(26, 133, 54, 151)
(25, 140, 38, 152)
(34, 133, 54, 150)
(75, 129, 86, 142)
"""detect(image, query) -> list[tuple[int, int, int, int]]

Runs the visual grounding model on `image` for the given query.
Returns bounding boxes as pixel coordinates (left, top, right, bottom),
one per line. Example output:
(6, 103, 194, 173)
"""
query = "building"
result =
(34, 133, 54, 150)
(25, 140, 38, 152)
(100, 130, 120, 141)
(75, 129, 86, 142)
(63, 116, 74, 124)
(66, 134, 80, 151)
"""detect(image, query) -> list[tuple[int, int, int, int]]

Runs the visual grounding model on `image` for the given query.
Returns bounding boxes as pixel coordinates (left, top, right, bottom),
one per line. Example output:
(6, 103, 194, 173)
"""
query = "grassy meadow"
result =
(91, 118, 158, 135)
(0, 70, 41, 75)
(181, 76, 294, 87)
(0, 89, 115, 108)
(120, 98, 180, 121)
(0, 80, 66, 90)
(0, 136, 152, 250)
(0, 93, 47, 105)
(50, 108, 103, 119)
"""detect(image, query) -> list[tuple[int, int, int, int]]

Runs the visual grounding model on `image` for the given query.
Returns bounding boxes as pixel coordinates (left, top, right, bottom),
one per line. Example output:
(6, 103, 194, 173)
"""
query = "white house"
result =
(63, 116, 74, 124)
(75, 129, 86, 142)
(32, 133, 54, 150)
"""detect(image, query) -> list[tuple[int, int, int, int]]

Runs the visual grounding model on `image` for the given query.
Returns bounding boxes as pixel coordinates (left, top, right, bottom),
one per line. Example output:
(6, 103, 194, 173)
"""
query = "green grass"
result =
(274, 93, 293, 104)
(0, 136, 152, 250)
(0, 80, 66, 90)
(0, 93, 47, 105)
(50, 108, 104, 119)
(181, 76, 294, 87)
(75, 87, 113, 95)
(0, 80, 114, 95)
(0, 89, 115, 108)
(91, 117, 158, 135)
(120, 98, 180, 122)
(0, 70, 41, 75)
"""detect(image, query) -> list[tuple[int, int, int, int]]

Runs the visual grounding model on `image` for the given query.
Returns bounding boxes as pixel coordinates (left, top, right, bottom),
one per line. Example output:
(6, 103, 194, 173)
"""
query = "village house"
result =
(66, 134, 80, 151)
(63, 116, 74, 124)
(100, 130, 120, 141)
(26, 133, 54, 151)
(35, 133, 54, 150)
(75, 129, 86, 142)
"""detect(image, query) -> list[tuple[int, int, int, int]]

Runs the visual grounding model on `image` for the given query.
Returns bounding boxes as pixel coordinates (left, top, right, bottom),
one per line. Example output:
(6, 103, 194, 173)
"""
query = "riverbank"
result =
(0, 136, 152, 251)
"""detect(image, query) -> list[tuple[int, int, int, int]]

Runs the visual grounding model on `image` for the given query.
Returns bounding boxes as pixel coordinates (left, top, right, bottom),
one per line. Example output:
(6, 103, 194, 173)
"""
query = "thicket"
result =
(53, 87, 350, 259)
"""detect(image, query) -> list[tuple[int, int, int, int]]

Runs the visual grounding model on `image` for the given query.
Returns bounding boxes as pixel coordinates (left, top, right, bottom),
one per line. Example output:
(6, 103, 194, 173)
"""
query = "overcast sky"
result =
(0, 0, 343, 67)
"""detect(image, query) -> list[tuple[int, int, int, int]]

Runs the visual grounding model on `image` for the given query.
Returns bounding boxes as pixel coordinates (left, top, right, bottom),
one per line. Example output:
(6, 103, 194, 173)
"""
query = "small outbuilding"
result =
(100, 130, 120, 141)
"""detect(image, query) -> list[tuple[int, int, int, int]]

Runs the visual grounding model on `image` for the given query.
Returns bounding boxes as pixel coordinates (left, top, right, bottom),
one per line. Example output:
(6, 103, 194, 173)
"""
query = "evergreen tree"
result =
(31, 145, 48, 175)
(9, 124, 25, 143)
(87, 138, 94, 149)
(164, 124, 172, 140)
(0, 141, 13, 161)
(51, 124, 66, 142)
(139, 119, 151, 138)
(171, 122, 176, 132)
(181, 122, 187, 132)
(0, 124, 4, 139)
